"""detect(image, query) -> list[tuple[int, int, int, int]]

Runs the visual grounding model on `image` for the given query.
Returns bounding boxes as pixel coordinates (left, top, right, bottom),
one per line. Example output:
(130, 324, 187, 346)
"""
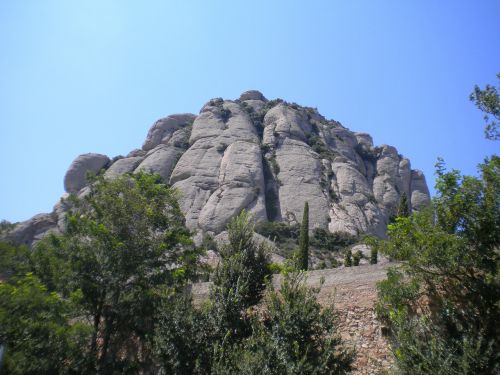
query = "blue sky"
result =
(1, 1, 499, 223)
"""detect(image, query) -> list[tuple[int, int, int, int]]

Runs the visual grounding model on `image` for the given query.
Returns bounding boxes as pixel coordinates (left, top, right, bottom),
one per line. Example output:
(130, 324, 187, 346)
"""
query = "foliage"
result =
(352, 250, 362, 266)
(218, 273, 354, 374)
(297, 202, 309, 270)
(470, 73, 500, 140)
(376, 156, 500, 374)
(310, 228, 357, 252)
(154, 292, 211, 375)
(61, 172, 197, 372)
(0, 220, 16, 236)
(343, 249, 352, 267)
(0, 241, 31, 281)
(307, 133, 336, 160)
(255, 221, 300, 243)
(0, 273, 91, 375)
(397, 191, 410, 218)
(370, 246, 378, 264)
(208, 211, 271, 342)
(3, 172, 199, 374)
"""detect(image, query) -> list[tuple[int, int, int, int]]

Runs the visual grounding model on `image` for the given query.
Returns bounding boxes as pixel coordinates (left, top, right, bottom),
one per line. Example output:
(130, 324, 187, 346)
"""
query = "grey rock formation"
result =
(5, 213, 57, 245)
(105, 156, 144, 179)
(64, 153, 110, 193)
(5, 91, 431, 246)
(142, 114, 196, 151)
(239, 90, 267, 102)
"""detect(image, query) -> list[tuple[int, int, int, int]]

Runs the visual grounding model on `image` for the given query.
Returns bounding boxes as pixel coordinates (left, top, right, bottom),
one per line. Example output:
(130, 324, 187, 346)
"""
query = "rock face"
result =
(5, 91, 430, 246)
(64, 153, 110, 193)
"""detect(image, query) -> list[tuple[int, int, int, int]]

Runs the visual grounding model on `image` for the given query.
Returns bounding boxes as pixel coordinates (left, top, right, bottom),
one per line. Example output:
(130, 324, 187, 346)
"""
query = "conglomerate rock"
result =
(5, 91, 430, 246)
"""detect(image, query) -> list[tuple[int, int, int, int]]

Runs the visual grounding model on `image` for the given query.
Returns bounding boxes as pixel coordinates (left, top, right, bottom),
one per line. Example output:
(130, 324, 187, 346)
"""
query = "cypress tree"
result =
(397, 192, 410, 218)
(298, 201, 309, 270)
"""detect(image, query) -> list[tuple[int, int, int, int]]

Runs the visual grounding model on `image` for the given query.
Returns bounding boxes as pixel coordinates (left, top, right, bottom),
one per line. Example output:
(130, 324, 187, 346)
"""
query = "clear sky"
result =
(1, 1, 499, 223)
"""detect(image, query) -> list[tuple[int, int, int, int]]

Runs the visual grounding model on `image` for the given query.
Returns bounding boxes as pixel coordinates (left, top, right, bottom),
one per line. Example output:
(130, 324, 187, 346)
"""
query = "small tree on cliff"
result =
(297, 201, 309, 270)
(397, 192, 410, 218)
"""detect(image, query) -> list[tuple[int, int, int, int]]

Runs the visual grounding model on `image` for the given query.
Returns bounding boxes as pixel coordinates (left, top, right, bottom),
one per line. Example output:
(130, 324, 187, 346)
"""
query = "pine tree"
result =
(298, 201, 309, 270)
(397, 192, 410, 218)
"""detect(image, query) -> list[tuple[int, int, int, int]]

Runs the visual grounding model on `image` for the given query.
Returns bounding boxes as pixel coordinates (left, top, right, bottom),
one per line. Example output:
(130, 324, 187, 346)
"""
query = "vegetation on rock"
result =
(297, 202, 310, 270)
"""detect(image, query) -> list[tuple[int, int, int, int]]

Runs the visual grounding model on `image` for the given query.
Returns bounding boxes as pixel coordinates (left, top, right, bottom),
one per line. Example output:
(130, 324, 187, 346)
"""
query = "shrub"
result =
(344, 249, 352, 267)
(352, 250, 362, 266)
(310, 228, 357, 252)
(297, 202, 309, 270)
(229, 273, 354, 374)
(370, 246, 378, 264)
(255, 221, 300, 243)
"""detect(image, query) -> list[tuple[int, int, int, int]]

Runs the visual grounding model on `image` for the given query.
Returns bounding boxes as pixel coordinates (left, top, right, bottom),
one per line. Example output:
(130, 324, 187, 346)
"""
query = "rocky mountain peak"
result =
(5, 91, 430, 245)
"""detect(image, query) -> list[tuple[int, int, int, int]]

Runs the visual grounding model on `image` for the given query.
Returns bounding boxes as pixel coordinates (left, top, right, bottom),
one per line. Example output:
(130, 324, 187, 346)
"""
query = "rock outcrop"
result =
(4, 91, 430, 246)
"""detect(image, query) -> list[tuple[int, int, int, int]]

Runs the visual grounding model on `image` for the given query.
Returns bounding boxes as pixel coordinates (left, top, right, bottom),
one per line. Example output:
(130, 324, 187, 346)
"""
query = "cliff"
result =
(6, 90, 430, 245)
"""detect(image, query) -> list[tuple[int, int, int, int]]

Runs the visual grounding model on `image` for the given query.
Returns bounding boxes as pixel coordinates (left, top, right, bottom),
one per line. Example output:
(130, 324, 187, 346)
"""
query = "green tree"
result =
(40, 172, 197, 373)
(153, 291, 211, 375)
(297, 201, 309, 270)
(216, 273, 354, 375)
(470, 73, 500, 140)
(208, 210, 270, 343)
(0, 241, 31, 281)
(397, 191, 410, 218)
(154, 210, 271, 374)
(0, 273, 91, 375)
(376, 156, 500, 374)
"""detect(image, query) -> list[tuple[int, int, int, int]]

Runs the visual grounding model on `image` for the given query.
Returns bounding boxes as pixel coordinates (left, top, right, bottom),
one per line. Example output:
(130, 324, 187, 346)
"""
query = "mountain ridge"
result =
(5, 90, 430, 246)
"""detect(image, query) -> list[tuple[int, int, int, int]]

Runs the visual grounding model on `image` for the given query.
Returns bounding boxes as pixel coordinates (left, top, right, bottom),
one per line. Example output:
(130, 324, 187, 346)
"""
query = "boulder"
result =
(105, 156, 144, 179)
(64, 153, 110, 194)
(142, 113, 196, 151)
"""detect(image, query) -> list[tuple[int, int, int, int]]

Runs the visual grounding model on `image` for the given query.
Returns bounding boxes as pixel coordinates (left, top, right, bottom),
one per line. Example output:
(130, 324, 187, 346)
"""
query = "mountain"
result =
(5, 90, 430, 246)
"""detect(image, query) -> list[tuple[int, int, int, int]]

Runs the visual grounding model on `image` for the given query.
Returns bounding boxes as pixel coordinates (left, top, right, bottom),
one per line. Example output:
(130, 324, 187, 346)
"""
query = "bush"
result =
(225, 273, 354, 374)
(370, 246, 378, 264)
(376, 156, 500, 374)
(209, 211, 271, 343)
(344, 249, 352, 267)
(255, 221, 300, 243)
(310, 228, 357, 252)
(0, 273, 91, 375)
(352, 250, 362, 266)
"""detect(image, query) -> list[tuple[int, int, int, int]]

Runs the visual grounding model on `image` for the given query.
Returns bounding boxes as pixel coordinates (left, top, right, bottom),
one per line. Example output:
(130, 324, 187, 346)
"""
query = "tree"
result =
(36, 172, 197, 373)
(397, 191, 410, 218)
(0, 273, 91, 375)
(154, 210, 271, 374)
(208, 210, 271, 344)
(470, 73, 500, 140)
(376, 156, 499, 374)
(297, 201, 309, 270)
(215, 273, 354, 375)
